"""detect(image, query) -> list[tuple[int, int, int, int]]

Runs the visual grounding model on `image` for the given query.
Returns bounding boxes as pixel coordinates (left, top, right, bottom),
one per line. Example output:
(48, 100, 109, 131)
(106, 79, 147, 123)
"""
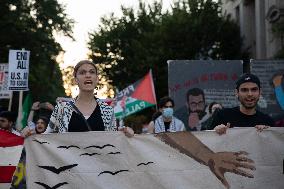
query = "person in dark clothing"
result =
(175, 88, 208, 131)
(201, 102, 223, 130)
(210, 73, 275, 135)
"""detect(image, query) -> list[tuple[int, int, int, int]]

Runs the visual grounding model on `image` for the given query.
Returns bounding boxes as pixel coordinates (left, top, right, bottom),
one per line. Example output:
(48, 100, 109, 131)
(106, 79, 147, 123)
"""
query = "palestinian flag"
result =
(114, 70, 156, 119)
(0, 130, 24, 187)
(21, 93, 32, 129)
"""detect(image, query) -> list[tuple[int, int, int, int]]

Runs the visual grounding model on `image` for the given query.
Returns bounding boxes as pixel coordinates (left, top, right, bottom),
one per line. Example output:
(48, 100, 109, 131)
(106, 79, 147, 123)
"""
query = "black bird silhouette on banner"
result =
(34, 181, 68, 189)
(57, 145, 80, 149)
(98, 170, 129, 176)
(107, 151, 121, 155)
(38, 164, 78, 174)
(137, 162, 154, 166)
(80, 152, 101, 156)
(33, 139, 50, 144)
(84, 144, 115, 149)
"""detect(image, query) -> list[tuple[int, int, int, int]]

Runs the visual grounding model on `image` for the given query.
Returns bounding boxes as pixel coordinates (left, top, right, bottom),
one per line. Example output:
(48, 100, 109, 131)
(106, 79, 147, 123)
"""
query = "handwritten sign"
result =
(0, 64, 12, 99)
(8, 50, 30, 91)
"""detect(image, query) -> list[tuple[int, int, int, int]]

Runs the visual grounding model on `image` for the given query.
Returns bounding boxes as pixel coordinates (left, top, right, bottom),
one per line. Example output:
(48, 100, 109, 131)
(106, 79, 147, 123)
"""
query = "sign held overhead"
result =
(8, 49, 30, 91)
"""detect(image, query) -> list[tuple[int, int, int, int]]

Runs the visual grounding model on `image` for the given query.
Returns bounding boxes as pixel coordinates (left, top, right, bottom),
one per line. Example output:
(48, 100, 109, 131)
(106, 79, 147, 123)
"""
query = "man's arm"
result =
(156, 132, 255, 189)
(27, 102, 40, 123)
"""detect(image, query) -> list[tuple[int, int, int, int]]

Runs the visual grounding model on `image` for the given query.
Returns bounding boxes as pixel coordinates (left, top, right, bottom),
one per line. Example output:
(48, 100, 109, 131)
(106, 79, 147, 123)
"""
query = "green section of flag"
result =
(115, 99, 155, 119)
(21, 93, 32, 129)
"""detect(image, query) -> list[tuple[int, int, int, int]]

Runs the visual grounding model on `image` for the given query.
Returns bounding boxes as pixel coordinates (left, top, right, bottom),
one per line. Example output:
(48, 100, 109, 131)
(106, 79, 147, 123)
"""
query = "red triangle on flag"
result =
(132, 70, 156, 104)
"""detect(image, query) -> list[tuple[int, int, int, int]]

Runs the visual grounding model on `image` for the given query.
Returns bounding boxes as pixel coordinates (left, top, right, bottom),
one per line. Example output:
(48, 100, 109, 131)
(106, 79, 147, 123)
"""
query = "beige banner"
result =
(25, 128, 284, 189)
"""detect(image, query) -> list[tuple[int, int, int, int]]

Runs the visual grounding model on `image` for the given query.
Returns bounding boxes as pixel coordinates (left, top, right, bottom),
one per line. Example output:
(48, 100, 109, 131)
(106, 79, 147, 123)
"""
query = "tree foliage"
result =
(88, 0, 245, 99)
(0, 0, 74, 103)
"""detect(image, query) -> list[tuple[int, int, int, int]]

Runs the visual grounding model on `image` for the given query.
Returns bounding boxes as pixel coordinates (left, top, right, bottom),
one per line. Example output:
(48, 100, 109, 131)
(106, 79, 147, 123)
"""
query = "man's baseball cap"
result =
(235, 73, 261, 89)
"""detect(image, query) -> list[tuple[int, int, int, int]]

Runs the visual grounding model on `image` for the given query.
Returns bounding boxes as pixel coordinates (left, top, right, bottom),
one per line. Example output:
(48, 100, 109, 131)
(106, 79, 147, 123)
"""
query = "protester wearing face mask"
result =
(148, 96, 185, 133)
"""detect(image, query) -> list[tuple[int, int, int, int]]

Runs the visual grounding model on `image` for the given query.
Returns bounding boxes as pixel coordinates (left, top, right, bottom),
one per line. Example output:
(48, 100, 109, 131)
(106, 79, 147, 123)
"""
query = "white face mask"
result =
(162, 108, 173, 119)
(142, 127, 148, 133)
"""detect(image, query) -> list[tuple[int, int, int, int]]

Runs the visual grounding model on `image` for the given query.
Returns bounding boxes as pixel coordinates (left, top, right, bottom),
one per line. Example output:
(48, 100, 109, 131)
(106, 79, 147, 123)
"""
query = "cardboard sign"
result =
(8, 50, 30, 91)
(251, 60, 284, 117)
(0, 63, 12, 99)
(168, 60, 242, 128)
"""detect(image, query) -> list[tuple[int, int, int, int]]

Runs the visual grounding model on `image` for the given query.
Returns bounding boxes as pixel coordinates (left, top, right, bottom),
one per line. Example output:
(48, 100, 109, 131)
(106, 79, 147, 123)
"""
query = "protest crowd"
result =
(1, 59, 284, 189)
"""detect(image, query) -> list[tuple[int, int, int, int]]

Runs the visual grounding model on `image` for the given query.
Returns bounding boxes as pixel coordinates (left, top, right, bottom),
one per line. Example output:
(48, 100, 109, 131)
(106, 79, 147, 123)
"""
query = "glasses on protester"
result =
(189, 101, 204, 108)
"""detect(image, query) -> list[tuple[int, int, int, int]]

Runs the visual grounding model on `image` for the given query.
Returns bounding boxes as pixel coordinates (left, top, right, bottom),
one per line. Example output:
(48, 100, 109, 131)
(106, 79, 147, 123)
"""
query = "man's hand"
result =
(214, 123, 230, 135)
(208, 151, 255, 189)
(188, 112, 199, 129)
(21, 127, 35, 138)
(255, 125, 270, 132)
(31, 102, 40, 111)
(44, 102, 54, 111)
